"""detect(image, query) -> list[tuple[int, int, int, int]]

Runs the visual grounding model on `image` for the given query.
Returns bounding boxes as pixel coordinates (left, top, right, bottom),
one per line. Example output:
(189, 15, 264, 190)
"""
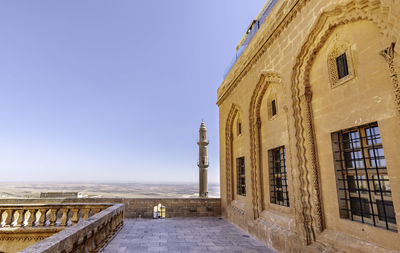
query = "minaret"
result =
(198, 121, 209, 198)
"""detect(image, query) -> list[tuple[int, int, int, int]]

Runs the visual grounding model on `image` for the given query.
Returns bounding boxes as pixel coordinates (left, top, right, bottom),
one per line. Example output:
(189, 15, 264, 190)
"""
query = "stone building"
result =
(217, 0, 400, 252)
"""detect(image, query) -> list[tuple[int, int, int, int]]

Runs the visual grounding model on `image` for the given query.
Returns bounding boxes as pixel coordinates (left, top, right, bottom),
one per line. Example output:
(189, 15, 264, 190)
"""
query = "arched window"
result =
(327, 40, 355, 88)
(237, 120, 242, 136)
(267, 95, 278, 119)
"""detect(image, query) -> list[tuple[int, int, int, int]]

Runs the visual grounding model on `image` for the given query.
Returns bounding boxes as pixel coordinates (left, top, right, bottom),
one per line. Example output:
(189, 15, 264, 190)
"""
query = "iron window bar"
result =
(269, 146, 289, 207)
(333, 122, 396, 231)
(237, 157, 246, 196)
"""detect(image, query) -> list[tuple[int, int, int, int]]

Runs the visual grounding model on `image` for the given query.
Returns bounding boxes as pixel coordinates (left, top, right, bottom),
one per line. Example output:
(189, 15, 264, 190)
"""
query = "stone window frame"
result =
(327, 41, 356, 88)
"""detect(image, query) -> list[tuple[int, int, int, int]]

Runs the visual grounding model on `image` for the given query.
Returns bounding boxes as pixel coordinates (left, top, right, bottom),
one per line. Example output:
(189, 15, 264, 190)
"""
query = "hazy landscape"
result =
(0, 182, 220, 199)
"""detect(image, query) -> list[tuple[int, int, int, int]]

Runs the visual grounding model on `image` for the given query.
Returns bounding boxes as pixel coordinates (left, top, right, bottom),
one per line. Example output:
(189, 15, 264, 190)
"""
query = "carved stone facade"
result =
(218, 0, 400, 252)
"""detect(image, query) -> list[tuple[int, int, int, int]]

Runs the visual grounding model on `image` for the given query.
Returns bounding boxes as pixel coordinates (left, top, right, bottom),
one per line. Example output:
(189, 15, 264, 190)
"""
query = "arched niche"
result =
(225, 104, 244, 204)
(248, 72, 283, 219)
(290, 0, 400, 245)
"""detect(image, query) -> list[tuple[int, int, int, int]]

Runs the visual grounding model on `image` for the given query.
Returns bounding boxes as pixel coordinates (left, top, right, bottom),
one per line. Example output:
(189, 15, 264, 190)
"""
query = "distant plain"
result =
(0, 182, 220, 198)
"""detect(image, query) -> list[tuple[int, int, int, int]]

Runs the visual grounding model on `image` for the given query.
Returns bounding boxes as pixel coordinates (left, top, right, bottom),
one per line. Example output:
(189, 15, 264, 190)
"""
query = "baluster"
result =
(77, 238, 85, 253)
(38, 208, 48, 227)
(83, 208, 90, 220)
(119, 211, 123, 226)
(92, 208, 101, 214)
(4, 209, 13, 227)
(111, 216, 115, 232)
(87, 232, 94, 252)
(108, 220, 113, 238)
(105, 220, 109, 238)
(70, 208, 80, 225)
(26, 209, 36, 227)
(92, 229, 98, 251)
(13, 209, 25, 227)
(0, 210, 3, 227)
(95, 228, 101, 250)
(59, 208, 69, 226)
(101, 225, 106, 247)
(49, 208, 58, 226)
(100, 224, 105, 246)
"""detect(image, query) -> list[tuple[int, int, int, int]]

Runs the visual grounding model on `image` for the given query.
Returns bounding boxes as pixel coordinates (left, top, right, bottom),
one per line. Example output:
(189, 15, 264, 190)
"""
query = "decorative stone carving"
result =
(19, 204, 124, 253)
(327, 40, 355, 88)
(380, 42, 400, 116)
(290, 0, 398, 245)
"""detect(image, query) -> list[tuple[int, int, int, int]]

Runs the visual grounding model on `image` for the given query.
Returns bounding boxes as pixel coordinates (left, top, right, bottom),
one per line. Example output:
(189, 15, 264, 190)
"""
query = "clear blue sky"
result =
(0, 0, 266, 183)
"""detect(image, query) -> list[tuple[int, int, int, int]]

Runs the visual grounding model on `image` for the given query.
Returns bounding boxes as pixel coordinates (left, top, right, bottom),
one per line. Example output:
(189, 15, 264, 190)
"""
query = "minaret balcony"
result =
(198, 162, 209, 168)
(197, 140, 209, 145)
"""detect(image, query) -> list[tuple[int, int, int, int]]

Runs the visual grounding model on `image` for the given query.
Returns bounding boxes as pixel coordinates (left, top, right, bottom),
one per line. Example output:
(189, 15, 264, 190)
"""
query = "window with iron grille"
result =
(236, 157, 246, 196)
(332, 122, 397, 231)
(336, 53, 349, 79)
(269, 146, 289, 207)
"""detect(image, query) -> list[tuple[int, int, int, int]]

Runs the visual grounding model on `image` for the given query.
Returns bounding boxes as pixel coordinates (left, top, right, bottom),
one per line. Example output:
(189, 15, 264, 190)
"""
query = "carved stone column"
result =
(256, 117, 265, 214)
(295, 86, 324, 245)
(303, 86, 324, 234)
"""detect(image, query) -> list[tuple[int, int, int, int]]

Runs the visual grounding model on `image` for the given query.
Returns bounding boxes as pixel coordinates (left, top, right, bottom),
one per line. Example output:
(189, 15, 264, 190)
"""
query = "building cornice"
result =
(217, 0, 309, 106)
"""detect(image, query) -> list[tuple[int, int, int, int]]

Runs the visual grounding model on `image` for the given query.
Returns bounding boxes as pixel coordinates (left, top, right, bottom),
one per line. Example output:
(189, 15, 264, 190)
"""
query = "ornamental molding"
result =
(380, 42, 400, 117)
(327, 40, 356, 88)
(290, 0, 399, 245)
(0, 235, 50, 241)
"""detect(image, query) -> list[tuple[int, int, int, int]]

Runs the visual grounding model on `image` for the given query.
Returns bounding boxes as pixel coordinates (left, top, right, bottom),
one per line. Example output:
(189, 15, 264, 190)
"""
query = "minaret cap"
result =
(200, 121, 207, 130)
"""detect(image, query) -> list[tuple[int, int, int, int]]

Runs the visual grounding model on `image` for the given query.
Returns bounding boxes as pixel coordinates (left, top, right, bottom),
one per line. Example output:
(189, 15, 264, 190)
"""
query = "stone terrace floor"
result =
(102, 217, 276, 253)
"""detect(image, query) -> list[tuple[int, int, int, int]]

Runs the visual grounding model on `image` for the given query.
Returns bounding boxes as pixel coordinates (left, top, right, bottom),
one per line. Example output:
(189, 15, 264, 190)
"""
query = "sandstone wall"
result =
(217, 0, 400, 252)
(0, 198, 221, 219)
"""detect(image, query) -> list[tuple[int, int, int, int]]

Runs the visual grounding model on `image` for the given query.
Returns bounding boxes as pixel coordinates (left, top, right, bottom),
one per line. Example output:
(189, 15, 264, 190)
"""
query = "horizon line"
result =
(0, 180, 220, 185)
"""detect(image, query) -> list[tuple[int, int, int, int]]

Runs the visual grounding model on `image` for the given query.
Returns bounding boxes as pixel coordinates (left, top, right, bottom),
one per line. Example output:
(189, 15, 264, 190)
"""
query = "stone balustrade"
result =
(0, 199, 220, 252)
(0, 198, 221, 218)
(20, 204, 124, 253)
(0, 204, 110, 229)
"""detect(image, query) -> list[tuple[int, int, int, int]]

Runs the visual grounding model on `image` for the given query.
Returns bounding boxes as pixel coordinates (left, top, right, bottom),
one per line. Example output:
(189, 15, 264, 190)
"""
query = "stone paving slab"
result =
(102, 217, 275, 253)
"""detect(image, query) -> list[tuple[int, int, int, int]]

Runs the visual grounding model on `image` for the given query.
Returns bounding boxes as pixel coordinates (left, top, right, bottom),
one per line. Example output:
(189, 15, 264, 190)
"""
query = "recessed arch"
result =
(225, 103, 242, 204)
(290, 0, 399, 245)
(248, 72, 282, 219)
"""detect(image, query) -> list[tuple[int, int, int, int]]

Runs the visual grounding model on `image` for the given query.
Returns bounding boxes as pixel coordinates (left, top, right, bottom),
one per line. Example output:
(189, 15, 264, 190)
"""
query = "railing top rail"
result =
(236, 0, 277, 50)
(0, 203, 114, 208)
(223, 0, 279, 79)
